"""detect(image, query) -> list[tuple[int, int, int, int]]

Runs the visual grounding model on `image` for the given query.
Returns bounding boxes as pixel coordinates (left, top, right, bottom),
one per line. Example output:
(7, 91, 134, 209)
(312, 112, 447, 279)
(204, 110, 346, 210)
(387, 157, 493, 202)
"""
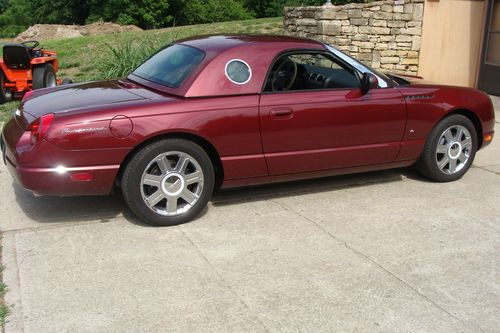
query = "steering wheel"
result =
(21, 41, 40, 49)
(271, 58, 298, 91)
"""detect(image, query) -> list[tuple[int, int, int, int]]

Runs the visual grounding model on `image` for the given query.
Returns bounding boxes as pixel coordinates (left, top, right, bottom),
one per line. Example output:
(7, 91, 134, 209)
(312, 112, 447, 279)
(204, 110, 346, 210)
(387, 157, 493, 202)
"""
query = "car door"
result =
(259, 51, 407, 176)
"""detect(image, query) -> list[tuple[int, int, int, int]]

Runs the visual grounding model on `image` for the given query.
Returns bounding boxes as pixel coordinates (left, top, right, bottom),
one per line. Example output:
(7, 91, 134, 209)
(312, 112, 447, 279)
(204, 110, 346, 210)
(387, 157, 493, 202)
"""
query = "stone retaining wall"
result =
(284, 0, 424, 74)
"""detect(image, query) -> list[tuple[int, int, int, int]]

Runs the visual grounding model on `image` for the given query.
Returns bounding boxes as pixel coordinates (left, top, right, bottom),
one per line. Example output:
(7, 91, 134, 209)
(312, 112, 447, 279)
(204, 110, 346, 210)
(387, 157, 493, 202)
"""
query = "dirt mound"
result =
(15, 22, 142, 41)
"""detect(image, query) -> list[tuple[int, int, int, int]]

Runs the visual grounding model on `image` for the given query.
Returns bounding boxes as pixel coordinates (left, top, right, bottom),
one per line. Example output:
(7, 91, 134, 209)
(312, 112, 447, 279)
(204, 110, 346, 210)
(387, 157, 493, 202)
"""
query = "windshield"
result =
(132, 44, 205, 88)
(324, 44, 393, 88)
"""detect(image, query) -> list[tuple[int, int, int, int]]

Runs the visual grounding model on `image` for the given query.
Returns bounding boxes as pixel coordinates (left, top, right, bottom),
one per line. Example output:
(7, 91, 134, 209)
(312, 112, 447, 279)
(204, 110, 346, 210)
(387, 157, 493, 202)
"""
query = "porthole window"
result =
(225, 59, 252, 85)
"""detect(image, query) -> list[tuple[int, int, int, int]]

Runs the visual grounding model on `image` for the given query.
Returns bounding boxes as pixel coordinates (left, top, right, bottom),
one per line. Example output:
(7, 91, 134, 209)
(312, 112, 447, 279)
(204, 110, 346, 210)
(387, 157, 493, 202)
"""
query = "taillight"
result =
(28, 113, 55, 144)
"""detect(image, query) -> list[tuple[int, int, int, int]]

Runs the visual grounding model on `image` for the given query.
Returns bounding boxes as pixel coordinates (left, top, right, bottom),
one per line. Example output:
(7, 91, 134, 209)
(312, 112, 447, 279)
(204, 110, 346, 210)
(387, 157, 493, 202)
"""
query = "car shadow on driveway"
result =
(13, 182, 130, 224)
(12, 168, 409, 226)
(212, 168, 406, 206)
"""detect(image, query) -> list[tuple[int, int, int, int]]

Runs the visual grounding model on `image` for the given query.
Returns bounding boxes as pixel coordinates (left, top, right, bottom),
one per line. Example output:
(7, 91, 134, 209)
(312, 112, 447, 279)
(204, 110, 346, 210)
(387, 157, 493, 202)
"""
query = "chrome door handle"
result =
(270, 108, 293, 118)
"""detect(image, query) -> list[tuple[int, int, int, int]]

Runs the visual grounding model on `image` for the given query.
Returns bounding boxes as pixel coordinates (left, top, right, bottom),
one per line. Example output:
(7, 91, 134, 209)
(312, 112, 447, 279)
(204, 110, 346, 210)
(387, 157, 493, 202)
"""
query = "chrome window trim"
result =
(225, 59, 252, 85)
(324, 44, 389, 88)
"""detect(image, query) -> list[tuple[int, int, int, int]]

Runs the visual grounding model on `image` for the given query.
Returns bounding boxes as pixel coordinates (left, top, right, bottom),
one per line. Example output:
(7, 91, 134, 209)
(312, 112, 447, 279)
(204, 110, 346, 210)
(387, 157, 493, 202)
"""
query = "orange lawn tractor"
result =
(0, 40, 68, 103)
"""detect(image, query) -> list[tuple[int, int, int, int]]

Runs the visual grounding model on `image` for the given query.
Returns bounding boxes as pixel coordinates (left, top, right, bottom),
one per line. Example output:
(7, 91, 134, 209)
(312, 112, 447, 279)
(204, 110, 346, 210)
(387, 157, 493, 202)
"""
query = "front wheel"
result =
(416, 114, 478, 182)
(121, 139, 215, 226)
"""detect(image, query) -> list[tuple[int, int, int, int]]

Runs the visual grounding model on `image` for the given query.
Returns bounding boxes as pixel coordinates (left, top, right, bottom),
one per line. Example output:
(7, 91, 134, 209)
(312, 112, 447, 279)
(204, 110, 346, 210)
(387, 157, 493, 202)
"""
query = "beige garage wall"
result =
(418, 0, 486, 87)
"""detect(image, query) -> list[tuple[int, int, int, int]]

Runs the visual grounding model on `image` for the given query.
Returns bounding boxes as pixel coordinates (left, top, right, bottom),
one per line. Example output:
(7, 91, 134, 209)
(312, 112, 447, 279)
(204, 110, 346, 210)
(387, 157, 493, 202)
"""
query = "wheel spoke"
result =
(166, 198, 178, 214)
(443, 129, 453, 143)
(461, 137, 472, 148)
(145, 190, 165, 206)
(181, 188, 197, 204)
(436, 144, 448, 154)
(455, 127, 464, 141)
(458, 152, 468, 163)
(143, 174, 162, 187)
(184, 171, 202, 185)
(157, 157, 172, 174)
(448, 159, 457, 173)
(437, 157, 449, 170)
(175, 155, 190, 173)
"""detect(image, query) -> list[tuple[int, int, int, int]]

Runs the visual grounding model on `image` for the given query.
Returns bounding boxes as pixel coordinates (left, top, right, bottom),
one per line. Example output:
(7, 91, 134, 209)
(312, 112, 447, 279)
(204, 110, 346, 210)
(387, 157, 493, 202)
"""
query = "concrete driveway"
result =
(1, 97, 499, 332)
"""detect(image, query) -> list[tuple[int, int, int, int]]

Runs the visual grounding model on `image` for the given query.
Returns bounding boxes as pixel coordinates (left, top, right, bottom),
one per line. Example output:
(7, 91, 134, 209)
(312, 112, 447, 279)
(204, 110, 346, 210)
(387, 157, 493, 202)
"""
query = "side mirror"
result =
(360, 73, 379, 94)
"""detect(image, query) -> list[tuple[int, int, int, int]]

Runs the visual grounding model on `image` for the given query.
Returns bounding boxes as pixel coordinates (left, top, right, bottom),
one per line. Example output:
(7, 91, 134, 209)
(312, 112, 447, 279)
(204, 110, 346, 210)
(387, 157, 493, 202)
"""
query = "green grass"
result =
(0, 102, 19, 123)
(0, 278, 7, 327)
(0, 235, 8, 328)
(0, 17, 282, 122)
(0, 305, 7, 328)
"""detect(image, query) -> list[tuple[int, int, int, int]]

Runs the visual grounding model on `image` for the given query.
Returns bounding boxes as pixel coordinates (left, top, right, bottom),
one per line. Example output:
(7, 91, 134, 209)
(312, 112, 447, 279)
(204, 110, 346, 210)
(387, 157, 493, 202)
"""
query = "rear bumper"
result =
(5, 159, 120, 196)
(1, 130, 120, 196)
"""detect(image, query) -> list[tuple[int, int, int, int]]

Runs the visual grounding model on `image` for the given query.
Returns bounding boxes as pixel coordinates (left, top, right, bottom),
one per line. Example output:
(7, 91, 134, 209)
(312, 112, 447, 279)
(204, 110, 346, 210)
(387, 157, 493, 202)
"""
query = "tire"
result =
(416, 114, 478, 182)
(32, 64, 57, 89)
(121, 138, 215, 226)
(0, 71, 14, 103)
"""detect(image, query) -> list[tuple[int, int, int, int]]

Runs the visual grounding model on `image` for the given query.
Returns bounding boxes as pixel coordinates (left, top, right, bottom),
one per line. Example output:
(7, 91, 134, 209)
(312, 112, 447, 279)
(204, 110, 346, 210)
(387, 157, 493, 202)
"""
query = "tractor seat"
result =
(3, 44, 32, 70)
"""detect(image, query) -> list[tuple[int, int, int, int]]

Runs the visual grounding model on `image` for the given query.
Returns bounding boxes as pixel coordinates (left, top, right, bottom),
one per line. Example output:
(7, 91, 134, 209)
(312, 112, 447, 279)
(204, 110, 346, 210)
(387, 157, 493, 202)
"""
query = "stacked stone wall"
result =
(284, 0, 424, 73)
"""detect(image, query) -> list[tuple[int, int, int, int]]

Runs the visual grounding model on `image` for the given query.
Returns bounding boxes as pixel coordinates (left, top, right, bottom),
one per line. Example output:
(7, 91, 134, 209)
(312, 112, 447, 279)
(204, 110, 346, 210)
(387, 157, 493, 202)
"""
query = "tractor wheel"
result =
(32, 64, 57, 90)
(0, 71, 14, 104)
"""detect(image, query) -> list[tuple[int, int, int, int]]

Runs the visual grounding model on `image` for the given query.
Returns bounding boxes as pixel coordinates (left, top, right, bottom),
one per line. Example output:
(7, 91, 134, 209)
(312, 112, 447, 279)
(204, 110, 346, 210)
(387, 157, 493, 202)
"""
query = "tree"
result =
(0, 0, 34, 37)
(87, 0, 172, 29)
(173, 0, 253, 25)
(0, 0, 9, 14)
(31, 0, 88, 24)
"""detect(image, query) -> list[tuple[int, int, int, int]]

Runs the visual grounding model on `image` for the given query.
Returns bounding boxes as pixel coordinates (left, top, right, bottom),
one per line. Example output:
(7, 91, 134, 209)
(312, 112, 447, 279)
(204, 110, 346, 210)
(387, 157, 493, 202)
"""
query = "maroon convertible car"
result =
(1, 35, 495, 226)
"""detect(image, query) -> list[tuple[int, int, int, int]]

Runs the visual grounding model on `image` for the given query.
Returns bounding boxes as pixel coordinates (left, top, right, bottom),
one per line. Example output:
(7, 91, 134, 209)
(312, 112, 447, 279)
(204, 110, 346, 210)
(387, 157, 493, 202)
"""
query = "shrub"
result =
(94, 34, 169, 80)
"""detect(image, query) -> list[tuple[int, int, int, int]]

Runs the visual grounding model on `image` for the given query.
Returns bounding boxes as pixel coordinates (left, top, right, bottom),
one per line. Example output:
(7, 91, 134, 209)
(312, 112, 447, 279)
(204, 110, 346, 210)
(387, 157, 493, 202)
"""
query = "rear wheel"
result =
(0, 71, 14, 103)
(32, 64, 57, 89)
(416, 114, 477, 182)
(121, 139, 215, 226)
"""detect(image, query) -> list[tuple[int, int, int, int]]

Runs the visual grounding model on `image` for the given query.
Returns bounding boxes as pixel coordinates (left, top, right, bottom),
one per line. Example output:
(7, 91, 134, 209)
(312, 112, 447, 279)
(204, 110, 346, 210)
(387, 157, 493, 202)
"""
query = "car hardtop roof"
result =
(128, 35, 327, 98)
(176, 34, 325, 53)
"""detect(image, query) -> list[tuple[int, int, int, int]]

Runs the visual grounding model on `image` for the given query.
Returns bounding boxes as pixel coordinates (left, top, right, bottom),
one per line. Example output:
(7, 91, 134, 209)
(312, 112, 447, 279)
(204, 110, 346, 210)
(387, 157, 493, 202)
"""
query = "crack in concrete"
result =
(12, 235, 24, 333)
(178, 226, 271, 333)
(472, 165, 500, 176)
(270, 199, 482, 332)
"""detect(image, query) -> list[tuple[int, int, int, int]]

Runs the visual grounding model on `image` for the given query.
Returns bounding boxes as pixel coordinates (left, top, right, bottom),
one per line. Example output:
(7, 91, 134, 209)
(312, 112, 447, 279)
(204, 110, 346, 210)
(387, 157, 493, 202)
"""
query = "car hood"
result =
(384, 72, 437, 86)
(21, 80, 159, 118)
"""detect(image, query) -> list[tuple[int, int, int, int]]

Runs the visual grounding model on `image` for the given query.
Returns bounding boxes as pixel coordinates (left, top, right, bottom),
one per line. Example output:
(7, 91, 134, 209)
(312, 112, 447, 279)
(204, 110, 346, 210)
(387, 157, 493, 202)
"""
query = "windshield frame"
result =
(324, 43, 395, 88)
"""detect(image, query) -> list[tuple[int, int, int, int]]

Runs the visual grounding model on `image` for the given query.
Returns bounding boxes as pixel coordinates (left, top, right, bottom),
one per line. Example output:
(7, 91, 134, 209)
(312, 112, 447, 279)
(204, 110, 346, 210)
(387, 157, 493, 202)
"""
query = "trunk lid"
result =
(21, 80, 157, 119)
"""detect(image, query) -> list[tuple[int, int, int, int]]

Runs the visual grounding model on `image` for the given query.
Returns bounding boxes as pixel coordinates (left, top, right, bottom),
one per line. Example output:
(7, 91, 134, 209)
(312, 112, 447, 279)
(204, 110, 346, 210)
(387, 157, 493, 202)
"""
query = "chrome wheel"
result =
(46, 72, 56, 87)
(435, 125, 472, 174)
(140, 151, 204, 216)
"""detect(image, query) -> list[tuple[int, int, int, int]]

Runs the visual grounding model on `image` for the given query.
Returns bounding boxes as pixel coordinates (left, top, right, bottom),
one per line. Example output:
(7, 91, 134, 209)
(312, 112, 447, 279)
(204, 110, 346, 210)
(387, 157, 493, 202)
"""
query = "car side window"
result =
(264, 52, 360, 92)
